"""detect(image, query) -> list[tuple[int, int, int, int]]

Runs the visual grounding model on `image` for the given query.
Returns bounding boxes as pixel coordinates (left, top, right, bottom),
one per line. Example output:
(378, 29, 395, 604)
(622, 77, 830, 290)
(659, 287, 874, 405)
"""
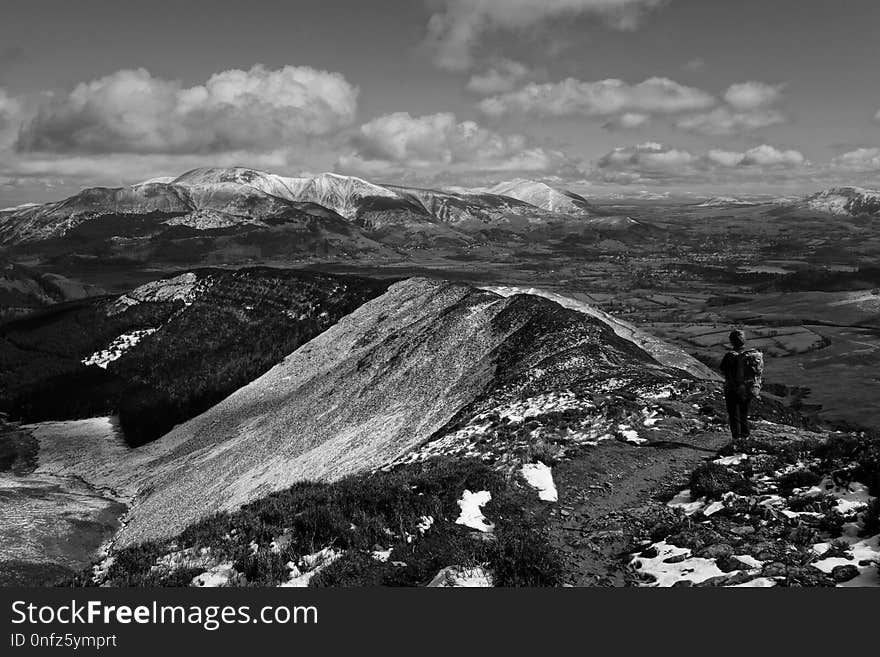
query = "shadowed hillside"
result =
(0, 268, 390, 443)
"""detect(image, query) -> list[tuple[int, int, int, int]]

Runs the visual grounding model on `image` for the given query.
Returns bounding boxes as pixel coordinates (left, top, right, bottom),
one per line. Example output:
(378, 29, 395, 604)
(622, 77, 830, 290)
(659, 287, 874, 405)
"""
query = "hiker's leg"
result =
(739, 397, 751, 438)
(724, 391, 740, 438)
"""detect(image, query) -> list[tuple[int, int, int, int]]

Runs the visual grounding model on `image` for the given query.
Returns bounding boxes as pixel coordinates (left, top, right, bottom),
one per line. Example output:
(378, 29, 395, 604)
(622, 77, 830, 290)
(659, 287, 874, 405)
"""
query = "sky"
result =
(1, 0, 879, 205)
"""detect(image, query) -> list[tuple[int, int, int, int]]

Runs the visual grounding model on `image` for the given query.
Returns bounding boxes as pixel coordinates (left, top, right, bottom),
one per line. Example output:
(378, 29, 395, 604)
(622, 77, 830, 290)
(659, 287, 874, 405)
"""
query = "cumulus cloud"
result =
(676, 107, 787, 135)
(676, 82, 787, 135)
(831, 147, 880, 172)
(424, 0, 667, 70)
(478, 76, 790, 136)
(336, 111, 579, 179)
(737, 144, 805, 167)
(593, 141, 807, 184)
(478, 77, 715, 118)
(15, 65, 359, 154)
(723, 82, 783, 111)
(466, 59, 530, 95)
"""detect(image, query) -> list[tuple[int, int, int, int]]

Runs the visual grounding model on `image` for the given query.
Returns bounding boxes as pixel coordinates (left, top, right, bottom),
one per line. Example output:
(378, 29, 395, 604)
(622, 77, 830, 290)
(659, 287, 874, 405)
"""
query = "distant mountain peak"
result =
(804, 186, 880, 216)
(485, 179, 592, 216)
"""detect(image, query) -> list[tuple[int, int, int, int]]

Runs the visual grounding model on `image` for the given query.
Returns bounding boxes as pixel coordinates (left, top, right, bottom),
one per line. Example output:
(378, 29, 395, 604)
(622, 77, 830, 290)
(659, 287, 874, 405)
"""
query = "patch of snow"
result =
(780, 509, 822, 519)
(372, 549, 393, 563)
(491, 391, 589, 423)
(455, 490, 494, 533)
(641, 407, 660, 427)
(714, 454, 749, 466)
(521, 462, 558, 502)
(703, 500, 725, 516)
(733, 554, 764, 570)
(280, 547, 341, 587)
(647, 385, 675, 400)
(82, 328, 157, 368)
(417, 515, 434, 534)
(191, 563, 236, 587)
(832, 481, 873, 515)
(618, 424, 647, 445)
(811, 533, 879, 587)
(667, 489, 706, 515)
(427, 566, 493, 588)
(631, 541, 727, 587)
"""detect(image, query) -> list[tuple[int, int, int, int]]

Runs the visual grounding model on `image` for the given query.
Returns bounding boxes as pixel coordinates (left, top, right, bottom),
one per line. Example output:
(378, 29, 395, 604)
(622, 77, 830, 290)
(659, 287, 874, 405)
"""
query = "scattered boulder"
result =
(761, 562, 788, 578)
(831, 564, 860, 583)
(696, 543, 734, 560)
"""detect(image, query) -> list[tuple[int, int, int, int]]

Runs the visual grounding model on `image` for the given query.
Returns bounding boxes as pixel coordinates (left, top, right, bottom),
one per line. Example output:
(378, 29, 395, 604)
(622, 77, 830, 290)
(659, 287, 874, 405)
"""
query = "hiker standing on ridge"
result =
(719, 329, 764, 440)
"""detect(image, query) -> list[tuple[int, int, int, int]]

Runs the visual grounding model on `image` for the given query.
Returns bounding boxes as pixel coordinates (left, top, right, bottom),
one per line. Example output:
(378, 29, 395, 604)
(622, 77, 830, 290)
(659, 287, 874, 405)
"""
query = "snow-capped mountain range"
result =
(2, 167, 877, 250)
(0, 167, 598, 245)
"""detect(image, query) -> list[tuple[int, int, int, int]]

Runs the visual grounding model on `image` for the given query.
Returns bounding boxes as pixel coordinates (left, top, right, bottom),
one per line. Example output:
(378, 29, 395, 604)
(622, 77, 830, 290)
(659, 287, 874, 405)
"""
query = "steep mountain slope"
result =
(110, 278, 687, 546)
(803, 187, 880, 216)
(487, 180, 593, 217)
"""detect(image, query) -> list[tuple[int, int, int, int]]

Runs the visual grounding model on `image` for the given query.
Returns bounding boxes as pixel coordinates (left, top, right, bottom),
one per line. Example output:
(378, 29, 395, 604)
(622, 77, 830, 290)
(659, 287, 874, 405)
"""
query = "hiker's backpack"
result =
(735, 349, 764, 399)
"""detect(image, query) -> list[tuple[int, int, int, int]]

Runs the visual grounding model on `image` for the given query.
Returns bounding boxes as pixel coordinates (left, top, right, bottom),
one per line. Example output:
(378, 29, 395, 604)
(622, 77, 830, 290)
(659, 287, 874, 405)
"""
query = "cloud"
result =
(602, 112, 651, 130)
(676, 81, 787, 135)
(478, 77, 715, 118)
(676, 107, 787, 135)
(723, 82, 783, 111)
(593, 141, 807, 184)
(424, 0, 667, 70)
(0, 87, 25, 149)
(736, 144, 805, 167)
(15, 65, 359, 155)
(706, 145, 805, 167)
(466, 59, 530, 95)
(336, 111, 579, 180)
(831, 147, 880, 172)
(596, 142, 696, 174)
